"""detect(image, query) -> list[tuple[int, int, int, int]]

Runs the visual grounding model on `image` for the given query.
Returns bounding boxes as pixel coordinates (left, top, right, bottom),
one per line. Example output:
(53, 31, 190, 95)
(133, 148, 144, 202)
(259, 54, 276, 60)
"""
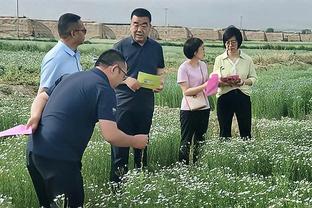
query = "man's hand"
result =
(26, 116, 40, 133)
(124, 77, 141, 91)
(153, 79, 164, 93)
(154, 68, 165, 93)
(132, 134, 148, 149)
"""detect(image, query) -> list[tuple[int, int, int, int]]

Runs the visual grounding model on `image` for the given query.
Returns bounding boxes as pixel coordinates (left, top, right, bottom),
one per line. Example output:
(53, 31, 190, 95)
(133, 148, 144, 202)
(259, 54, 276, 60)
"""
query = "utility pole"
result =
(16, 0, 20, 38)
(240, 16, 243, 30)
(164, 8, 168, 26)
(164, 8, 168, 40)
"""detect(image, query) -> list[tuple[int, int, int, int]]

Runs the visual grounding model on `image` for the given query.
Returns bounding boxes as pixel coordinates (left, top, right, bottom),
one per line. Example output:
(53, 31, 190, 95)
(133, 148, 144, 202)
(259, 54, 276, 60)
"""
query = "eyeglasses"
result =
(75, 28, 87, 34)
(225, 40, 237, 45)
(98, 61, 128, 80)
(116, 65, 128, 80)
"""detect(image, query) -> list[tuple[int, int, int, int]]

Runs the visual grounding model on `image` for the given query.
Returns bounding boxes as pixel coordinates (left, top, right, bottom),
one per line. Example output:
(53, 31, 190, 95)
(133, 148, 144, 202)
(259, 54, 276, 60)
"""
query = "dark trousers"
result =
(179, 109, 210, 165)
(217, 89, 252, 138)
(110, 108, 153, 183)
(26, 151, 84, 207)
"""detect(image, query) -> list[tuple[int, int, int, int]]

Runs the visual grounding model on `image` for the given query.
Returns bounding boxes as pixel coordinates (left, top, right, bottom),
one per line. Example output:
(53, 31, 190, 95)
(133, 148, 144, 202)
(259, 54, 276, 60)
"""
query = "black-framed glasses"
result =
(117, 65, 128, 80)
(75, 29, 87, 34)
(98, 60, 128, 80)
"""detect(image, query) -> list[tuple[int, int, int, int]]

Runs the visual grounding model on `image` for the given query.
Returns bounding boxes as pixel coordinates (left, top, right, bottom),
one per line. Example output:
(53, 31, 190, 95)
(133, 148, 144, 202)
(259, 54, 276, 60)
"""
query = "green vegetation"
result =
(156, 63, 312, 119)
(2, 39, 308, 118)
(0, 39, 312, 207)
(1, 102, 312, 207)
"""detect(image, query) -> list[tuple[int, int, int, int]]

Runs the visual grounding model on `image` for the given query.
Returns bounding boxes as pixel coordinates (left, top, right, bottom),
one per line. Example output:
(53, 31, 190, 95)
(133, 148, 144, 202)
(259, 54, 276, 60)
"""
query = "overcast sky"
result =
(1, 0, 311, 31)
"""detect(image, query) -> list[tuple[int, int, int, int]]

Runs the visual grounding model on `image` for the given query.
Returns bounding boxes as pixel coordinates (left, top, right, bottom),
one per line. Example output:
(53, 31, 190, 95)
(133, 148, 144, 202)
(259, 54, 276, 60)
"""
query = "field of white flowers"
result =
(1, 39, 312, 207)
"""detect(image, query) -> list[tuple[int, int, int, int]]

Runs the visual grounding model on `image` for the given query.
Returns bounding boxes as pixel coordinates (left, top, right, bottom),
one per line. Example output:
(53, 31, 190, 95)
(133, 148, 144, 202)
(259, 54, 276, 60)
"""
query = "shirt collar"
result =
(59, 40, 79, 57)
(130, 36, 150, 46)
(221, 50, 247, 60)
(92, 67, 109, 81)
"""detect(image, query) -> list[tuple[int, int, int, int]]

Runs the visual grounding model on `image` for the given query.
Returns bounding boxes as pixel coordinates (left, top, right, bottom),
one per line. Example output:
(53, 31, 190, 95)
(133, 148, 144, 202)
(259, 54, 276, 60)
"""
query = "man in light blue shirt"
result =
(39, 13, 87, 93)
(28, 13, 87, 205)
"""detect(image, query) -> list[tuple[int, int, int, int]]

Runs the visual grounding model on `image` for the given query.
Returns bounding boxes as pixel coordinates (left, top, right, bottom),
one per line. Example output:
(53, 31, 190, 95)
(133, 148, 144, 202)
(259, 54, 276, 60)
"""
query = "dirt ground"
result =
(0, 84, 37, 97)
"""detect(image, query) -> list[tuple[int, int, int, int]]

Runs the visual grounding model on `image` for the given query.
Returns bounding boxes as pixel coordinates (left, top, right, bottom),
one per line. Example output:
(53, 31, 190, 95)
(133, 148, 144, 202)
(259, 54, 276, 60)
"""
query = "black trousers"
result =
(179, 109, 210, 164)
(217, 89, 252, 138)
(26, 151, 84, 207)
(110, 108, 153, 183)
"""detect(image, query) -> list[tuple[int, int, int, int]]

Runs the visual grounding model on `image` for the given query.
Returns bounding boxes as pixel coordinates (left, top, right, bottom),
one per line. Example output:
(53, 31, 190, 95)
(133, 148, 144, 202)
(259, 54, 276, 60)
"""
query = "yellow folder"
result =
(137, 71, 161, 90)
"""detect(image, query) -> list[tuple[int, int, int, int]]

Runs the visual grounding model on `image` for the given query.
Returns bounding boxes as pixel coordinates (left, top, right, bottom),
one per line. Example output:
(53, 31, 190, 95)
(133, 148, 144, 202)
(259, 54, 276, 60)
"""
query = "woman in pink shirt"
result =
(177, 38, 210, 165)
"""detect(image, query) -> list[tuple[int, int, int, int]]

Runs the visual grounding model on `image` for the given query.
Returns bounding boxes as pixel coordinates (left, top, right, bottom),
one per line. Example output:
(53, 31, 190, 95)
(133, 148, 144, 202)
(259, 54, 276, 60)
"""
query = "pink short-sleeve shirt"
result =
(177, 60, 210, 110)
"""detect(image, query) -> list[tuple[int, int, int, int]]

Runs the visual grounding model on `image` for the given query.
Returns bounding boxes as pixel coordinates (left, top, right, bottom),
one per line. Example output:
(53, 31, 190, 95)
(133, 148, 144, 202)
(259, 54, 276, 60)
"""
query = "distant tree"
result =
(266, 28, 274, 32)
(302, 29, 311, 34)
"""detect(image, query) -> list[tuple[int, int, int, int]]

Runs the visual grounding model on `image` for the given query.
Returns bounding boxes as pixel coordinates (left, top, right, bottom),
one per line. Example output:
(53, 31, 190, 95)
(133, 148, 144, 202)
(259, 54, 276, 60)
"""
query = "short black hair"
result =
(58, 13, 81, 38)
(183, 37, 204, 59)
(95, 49, 126, 68)
(223, 25, 243, 48)
(131, 8, 152, 22)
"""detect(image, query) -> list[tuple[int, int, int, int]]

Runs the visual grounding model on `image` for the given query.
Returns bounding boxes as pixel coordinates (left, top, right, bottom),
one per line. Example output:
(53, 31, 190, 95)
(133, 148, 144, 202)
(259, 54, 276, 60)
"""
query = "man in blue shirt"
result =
(26, 49, 148, 207)
(111, 8, 165, 183)
(39, 13, 86, 93)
